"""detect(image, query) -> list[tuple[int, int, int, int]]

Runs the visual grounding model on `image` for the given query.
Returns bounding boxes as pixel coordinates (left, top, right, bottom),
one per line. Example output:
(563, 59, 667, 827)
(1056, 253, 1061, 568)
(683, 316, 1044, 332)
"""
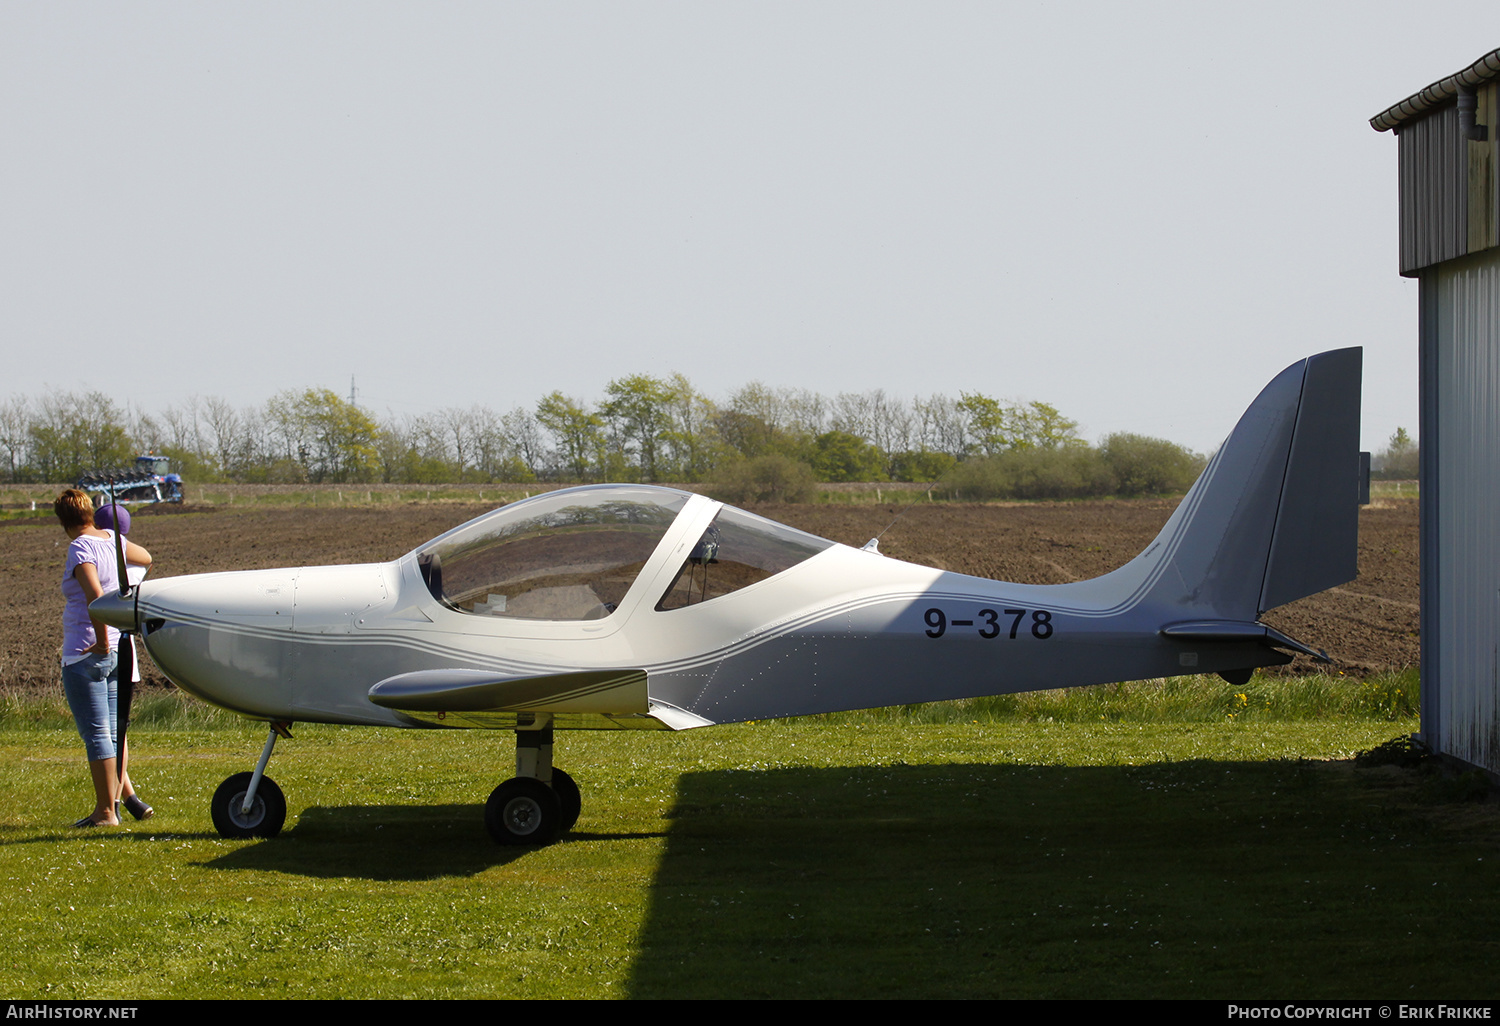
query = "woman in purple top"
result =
(55, 489, 153, 827)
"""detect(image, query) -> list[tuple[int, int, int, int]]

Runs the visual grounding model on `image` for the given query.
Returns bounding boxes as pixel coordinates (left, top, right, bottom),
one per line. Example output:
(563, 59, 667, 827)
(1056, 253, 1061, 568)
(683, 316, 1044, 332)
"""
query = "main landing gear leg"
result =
(211, 721, 291, 839)
(484, 717, 582, 846)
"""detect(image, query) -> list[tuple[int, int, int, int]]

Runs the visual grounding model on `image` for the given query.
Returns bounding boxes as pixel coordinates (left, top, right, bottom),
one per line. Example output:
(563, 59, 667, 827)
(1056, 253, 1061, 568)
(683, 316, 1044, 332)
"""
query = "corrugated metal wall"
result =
(1399, 82, 1499, 276)
(1422, 250, 1500, 771)
(1401, 103, 1467, 275)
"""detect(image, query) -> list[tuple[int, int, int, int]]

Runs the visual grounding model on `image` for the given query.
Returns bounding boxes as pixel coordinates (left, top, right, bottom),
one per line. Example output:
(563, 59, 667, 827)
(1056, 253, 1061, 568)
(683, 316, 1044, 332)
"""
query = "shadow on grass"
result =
(0, 829, 224, 846)
(626, 758, 1500, 1000)
(199, 803, 668, 880)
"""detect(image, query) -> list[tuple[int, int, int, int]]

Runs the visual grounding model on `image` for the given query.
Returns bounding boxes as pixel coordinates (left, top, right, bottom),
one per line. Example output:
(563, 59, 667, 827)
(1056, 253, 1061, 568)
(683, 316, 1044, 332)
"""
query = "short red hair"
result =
(54, 489, 95, 530)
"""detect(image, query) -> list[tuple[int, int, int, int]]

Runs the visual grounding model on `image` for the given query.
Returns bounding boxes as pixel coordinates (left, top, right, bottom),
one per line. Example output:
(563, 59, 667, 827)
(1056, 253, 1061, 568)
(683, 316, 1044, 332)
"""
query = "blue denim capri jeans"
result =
(61, 652, 119, 762)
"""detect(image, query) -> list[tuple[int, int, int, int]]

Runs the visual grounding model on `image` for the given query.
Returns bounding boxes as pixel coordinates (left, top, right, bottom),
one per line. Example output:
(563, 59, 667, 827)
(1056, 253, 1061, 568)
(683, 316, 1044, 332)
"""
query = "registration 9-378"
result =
(923, 607, 1054, 640)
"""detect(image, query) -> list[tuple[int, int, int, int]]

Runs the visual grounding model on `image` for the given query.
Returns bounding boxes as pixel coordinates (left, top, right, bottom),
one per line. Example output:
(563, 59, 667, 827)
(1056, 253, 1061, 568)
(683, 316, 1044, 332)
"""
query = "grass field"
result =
(0, 677, 1489, 1000)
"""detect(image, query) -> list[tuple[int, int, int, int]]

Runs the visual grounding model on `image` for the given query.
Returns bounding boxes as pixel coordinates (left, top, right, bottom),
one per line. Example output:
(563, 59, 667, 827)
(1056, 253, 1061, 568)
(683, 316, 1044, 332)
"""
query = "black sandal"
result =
(122, 795, 153, 821)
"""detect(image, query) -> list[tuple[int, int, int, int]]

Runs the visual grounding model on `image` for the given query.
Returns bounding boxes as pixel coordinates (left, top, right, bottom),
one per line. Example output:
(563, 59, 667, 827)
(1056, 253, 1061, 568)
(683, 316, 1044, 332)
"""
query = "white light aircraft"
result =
(91, 349, 1363, 845)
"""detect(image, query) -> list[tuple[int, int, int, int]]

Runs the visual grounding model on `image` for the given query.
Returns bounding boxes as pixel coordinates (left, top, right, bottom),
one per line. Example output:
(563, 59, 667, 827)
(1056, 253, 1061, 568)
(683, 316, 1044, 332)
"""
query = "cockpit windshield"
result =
(417, 486, 691, 621)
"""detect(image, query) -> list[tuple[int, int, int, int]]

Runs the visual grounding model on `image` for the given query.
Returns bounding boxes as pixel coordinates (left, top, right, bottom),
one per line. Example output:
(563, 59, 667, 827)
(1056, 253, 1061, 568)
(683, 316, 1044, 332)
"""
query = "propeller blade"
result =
(116, 634, 134, 786)
(105, 481, 130, 599)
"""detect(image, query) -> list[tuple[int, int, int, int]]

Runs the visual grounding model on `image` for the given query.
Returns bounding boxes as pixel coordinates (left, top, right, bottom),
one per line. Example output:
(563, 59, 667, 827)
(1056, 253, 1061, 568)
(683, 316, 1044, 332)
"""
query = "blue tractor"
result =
(78, 453, 184, 507)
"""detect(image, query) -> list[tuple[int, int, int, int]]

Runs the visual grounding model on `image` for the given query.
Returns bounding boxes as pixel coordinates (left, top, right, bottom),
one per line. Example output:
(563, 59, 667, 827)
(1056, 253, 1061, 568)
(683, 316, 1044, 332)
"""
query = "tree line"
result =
(2, 374, 1413, 500)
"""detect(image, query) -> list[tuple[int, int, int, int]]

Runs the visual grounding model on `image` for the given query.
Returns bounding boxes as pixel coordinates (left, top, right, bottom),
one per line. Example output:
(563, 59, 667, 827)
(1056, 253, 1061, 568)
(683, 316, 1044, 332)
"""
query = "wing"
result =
(367, 667, 712, 730)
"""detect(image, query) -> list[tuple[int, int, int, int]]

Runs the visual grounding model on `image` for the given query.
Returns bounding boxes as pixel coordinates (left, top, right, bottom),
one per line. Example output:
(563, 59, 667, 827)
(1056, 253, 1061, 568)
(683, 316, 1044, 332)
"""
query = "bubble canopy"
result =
(413, 485, 834, 622)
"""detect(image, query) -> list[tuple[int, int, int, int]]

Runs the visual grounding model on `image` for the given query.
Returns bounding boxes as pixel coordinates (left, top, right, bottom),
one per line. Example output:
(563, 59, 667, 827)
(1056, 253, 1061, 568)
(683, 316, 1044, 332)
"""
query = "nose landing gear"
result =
(210, 722, 292, 839)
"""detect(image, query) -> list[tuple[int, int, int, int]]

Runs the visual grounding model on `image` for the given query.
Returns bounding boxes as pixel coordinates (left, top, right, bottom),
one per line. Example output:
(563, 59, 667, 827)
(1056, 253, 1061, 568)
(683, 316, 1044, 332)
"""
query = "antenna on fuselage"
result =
(866, 464, 959, 553)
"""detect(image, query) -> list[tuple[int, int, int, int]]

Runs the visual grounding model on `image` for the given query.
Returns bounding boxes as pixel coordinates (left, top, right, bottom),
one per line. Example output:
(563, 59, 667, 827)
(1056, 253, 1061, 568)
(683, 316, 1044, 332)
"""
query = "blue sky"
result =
(2, 2, 1490, 454)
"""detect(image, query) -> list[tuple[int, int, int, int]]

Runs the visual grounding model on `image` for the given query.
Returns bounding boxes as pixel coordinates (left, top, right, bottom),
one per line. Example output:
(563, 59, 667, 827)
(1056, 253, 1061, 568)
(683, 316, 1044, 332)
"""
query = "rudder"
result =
(1258, 347, 1363, 612)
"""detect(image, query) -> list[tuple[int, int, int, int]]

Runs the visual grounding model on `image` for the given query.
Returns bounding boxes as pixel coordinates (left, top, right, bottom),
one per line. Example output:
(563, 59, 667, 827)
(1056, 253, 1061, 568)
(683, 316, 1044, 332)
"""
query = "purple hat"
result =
(94, 502, 131, 535)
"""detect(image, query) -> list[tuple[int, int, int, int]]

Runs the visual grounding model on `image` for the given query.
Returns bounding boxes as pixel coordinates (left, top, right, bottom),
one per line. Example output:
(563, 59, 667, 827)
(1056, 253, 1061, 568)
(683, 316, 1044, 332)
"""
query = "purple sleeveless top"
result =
(61, 531, 121, 664)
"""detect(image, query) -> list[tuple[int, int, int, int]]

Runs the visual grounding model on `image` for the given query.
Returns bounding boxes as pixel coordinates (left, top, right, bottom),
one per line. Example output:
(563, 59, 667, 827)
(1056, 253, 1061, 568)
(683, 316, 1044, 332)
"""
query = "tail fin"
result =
(1108, 348, 1362, 622)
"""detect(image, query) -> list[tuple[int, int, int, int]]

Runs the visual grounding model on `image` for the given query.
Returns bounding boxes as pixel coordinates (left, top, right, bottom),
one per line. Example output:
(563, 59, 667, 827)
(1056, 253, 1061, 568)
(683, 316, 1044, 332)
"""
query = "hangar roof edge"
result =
(1371, 47, 1500, 132)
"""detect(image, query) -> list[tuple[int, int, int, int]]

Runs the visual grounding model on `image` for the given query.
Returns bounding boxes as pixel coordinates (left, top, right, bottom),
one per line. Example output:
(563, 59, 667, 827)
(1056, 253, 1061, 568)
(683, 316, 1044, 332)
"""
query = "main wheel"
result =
(211, 772, 287, 839)
(485, 777, 562, 845)
(550, 768, 581, 833)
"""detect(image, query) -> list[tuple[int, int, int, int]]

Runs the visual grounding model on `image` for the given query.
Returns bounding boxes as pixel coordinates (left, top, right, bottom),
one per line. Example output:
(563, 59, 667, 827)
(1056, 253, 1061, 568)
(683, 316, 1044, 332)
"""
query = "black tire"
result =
(211, 772, 287, 839)
(485, 777, 562, 845)
(550, 768, 581, 833)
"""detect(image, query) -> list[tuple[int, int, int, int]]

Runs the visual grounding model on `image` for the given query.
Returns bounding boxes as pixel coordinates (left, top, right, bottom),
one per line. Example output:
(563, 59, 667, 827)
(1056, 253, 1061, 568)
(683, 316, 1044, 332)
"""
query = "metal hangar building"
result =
(1372, 48, 1500, 773)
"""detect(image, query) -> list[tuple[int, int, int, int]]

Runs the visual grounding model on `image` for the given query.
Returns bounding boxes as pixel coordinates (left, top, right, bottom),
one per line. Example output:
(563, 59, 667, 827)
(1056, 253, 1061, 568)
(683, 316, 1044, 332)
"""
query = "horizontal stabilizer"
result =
(1160, 621, 1330, 662)
(369, 668, 649, 715)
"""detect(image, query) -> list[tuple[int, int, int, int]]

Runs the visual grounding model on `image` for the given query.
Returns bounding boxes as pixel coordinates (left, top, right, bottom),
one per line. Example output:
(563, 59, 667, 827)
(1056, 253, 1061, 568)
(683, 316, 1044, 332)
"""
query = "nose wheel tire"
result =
(211, 772, 287, 839)
(485, 778, 562, 845)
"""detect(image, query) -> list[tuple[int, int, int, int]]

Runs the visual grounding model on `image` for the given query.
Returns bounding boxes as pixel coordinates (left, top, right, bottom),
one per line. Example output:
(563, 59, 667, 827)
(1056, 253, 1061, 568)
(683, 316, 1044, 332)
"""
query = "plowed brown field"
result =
(0, 497, 1418, 696)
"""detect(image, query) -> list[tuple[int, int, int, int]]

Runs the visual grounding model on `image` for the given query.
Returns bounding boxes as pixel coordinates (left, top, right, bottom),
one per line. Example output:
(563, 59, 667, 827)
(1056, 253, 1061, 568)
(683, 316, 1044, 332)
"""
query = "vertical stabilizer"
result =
(1094, 348, 1363, 624)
